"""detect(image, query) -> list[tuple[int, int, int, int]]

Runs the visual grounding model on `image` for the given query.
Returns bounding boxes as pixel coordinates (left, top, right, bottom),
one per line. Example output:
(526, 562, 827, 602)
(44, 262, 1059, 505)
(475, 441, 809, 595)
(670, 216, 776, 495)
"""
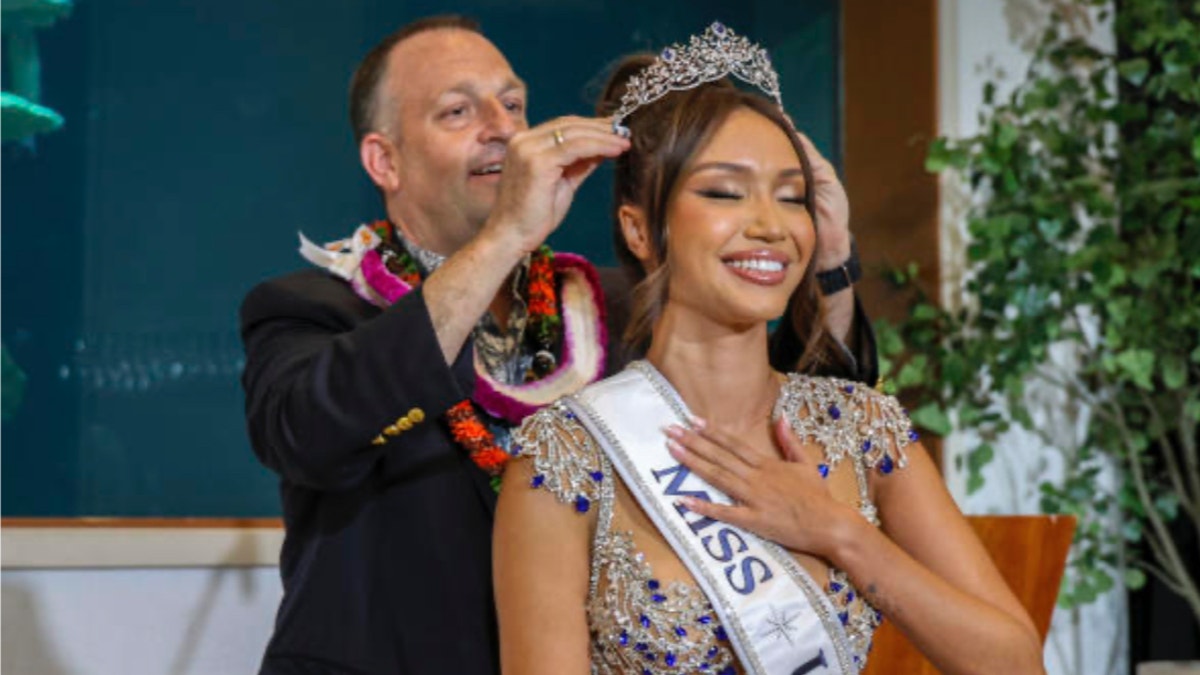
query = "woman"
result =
(494, 24, 1043, 675)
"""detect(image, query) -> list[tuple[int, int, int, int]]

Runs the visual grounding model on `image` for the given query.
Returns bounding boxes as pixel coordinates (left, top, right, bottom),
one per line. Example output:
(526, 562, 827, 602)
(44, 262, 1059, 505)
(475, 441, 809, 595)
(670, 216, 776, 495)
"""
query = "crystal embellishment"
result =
(611, 22, 783, 127)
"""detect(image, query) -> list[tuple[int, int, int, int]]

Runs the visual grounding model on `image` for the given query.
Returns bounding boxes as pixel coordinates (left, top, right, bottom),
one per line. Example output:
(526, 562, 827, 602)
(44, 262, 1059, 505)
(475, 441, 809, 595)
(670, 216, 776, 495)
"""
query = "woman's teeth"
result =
(725, 259, 784, 273)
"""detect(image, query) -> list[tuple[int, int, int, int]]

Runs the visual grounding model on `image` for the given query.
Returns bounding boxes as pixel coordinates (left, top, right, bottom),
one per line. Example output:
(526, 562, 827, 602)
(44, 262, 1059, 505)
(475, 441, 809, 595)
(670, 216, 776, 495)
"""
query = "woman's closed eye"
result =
(696, 188, 745, 200)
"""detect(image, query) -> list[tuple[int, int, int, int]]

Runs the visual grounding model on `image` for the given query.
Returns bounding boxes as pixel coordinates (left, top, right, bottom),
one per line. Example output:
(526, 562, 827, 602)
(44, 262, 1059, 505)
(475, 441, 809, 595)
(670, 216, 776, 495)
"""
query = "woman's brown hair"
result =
(596, 53, 844, 374)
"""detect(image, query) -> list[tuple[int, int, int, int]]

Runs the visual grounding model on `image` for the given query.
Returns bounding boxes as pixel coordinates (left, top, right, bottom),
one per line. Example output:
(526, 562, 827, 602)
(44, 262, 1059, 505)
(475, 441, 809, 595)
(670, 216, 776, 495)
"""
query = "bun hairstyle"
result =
(597, 53, 843, 374)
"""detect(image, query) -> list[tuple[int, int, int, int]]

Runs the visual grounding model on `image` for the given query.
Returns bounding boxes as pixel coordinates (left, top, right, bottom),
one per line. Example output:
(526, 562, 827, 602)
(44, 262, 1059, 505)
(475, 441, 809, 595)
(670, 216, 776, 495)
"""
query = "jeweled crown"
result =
(611, 21, 783, 128)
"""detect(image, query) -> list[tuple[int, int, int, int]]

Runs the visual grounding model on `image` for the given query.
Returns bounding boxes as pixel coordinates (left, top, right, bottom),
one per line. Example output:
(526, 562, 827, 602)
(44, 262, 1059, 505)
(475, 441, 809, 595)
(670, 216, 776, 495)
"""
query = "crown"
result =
(611, 21, 783, 130)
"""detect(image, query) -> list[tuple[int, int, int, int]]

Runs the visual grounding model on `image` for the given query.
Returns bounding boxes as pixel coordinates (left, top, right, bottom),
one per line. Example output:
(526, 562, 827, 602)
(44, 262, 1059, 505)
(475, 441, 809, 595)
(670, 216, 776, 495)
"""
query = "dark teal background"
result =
(1, 0, 841, 516)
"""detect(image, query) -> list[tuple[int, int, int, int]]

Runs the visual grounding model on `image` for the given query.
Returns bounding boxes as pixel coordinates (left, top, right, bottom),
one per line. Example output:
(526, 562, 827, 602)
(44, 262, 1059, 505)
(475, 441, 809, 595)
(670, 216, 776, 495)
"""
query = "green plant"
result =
(880, 0, 1200, 620)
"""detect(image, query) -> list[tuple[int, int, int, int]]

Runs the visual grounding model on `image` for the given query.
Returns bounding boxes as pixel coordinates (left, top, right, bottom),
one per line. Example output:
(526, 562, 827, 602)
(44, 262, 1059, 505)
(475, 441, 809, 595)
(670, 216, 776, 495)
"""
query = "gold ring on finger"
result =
(552, 128, 566, 147)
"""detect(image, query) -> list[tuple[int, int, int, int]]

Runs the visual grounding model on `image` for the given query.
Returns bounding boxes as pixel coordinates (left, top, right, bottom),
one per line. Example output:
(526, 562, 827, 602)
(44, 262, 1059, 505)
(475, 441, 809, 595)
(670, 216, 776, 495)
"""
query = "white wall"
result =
(2, 567, 280, 675)
(937, 2, 1127, 675)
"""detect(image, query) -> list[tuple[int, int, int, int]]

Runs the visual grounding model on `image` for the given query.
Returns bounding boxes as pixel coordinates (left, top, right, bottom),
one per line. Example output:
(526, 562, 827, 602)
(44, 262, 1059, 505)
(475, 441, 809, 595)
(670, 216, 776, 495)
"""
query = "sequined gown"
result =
(511, 362, 916, 675)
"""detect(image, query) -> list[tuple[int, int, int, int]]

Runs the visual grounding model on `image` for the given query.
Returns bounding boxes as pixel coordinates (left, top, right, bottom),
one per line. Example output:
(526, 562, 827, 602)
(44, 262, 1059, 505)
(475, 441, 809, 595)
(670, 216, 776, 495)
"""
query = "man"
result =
(240, 15, 873, 675)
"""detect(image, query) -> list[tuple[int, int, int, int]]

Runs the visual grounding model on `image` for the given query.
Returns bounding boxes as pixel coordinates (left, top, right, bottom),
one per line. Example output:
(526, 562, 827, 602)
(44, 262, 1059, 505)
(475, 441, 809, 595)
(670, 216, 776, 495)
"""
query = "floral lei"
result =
(365, 221, 561, 485)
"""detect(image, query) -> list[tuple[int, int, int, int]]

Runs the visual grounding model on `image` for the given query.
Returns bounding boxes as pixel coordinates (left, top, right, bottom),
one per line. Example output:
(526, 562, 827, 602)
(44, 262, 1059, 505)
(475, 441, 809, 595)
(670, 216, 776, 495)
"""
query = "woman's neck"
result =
(644, 306, 780, 435)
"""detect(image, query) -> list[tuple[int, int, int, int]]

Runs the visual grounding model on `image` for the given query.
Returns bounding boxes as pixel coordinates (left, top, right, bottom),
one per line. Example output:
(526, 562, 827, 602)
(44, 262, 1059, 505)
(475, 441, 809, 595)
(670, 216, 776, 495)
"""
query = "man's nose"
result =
(479, 99, 520, 143)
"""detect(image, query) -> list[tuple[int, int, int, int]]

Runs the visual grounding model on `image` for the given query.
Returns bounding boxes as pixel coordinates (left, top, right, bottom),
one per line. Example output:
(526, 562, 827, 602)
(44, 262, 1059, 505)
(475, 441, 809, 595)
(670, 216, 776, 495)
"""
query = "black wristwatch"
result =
(816, 239, 861, 296)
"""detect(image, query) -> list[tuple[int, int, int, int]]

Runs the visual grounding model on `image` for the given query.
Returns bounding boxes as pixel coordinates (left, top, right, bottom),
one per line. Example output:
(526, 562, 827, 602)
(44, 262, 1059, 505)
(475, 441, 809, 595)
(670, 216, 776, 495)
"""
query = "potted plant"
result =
(878, 0, 1199, 662)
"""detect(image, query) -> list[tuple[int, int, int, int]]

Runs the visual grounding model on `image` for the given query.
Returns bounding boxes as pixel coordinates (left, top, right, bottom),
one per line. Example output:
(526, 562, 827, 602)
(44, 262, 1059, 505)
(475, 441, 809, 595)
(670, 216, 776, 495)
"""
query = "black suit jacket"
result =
(241, 264, 641, 675)
(240, 264, 874, 675)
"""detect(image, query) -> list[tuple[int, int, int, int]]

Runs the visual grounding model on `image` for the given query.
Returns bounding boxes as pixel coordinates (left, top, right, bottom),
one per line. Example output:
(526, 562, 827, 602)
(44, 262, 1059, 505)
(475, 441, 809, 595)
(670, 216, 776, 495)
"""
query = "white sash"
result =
(566, 362, 854, 675)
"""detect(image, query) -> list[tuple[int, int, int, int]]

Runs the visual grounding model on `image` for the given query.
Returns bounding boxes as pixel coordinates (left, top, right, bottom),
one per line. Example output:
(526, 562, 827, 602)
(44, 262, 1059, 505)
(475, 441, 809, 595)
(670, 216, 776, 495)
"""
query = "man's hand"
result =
(484, 116, 630, 254)
(794, 133, 852, 271)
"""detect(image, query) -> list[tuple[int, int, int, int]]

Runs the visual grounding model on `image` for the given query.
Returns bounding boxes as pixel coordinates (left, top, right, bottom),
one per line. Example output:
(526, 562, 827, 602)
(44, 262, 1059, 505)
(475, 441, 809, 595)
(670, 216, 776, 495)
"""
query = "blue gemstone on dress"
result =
(909, 429, 920, 441)
(714, 626, 728, 641)
(565, 410, 576, 420)
(700, 664, 710, 671)
(675, 625, 687, 637)
(707, 646, 719, 658)
(839, 611, 849, 625)
(662, 47, 676, 61)
(830, 581, 844, 593)
(640, 614, 651, 628)
(511, 444, 522, 457)
(829, 405, 841, 420)
(880, 455, 895, 475)
(531, 474, 545, 488)
(698, 615, 712, 625)
(643, 670, 652, 675)
(665, 652, 677, 667)
(652, 593, 667, 603)
(590, 470, 604, 482)
(619, 630, 629, 646)
(712, 21, 726, 35)
(875, 610, 884, 622)
(818, 463, 829, 479)
(846, 591, 855, 603)
(575, 496, 591, 513)
(718, 667, 737, 675)
(635, 642, 648, 651)
(647, 579, 660, 590)
(645, 652, 657, 662)
(861, 439, 872, 453)
(845, 385, 855, 394)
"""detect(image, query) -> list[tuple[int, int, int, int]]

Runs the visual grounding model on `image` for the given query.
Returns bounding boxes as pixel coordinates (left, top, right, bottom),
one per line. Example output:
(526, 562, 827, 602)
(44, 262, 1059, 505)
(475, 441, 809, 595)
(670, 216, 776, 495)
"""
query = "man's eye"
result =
(504, 100, 525, 113)
(442, 106, 468, 118)
(781, 195, 809, 205)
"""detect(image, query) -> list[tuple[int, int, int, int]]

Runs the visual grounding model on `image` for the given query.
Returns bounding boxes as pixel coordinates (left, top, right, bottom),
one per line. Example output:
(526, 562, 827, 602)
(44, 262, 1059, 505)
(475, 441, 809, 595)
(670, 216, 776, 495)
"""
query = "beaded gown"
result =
(511, 361, 916, 675)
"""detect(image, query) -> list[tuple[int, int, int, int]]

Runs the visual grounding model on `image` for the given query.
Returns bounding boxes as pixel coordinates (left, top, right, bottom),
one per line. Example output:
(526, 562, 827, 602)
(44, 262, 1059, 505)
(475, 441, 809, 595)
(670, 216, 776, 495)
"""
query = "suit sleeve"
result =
(240, 275, 470, 491)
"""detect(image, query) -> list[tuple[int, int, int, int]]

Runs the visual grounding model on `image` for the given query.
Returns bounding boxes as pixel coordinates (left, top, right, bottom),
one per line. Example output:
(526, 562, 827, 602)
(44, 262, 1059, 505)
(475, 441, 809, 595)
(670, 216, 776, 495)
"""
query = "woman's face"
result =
(662, 107, 816, 329)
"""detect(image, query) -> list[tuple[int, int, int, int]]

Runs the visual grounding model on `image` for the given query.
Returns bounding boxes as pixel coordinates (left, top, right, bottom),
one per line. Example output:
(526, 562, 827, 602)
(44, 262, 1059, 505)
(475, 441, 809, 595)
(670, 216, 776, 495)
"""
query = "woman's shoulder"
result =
(778, 373, 918, 477)
(510, 400, 608, 514)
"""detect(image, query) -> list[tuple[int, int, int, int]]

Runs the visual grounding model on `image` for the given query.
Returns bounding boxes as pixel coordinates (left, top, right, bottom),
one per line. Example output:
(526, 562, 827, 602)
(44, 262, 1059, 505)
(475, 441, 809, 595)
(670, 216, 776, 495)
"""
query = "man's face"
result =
(380, 29, 528, 253)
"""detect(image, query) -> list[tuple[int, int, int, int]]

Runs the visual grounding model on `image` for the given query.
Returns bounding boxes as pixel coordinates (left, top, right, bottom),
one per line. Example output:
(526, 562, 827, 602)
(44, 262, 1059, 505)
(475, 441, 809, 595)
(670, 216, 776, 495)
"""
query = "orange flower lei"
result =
(370, 222, 561, 488)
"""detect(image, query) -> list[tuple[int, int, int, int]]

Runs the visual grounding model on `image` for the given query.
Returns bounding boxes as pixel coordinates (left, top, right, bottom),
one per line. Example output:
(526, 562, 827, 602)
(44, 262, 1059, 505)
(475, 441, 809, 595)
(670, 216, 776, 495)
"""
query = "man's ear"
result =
(360, 132, 402, 192)
(618, 204, 655, 265)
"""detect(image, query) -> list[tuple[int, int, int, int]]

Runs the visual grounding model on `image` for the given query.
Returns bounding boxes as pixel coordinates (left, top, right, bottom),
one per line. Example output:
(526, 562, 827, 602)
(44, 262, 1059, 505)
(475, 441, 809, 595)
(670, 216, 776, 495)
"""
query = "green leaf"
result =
(875, 322, 904, 357)
(997, 123, 1020, 149)
(1124, 568, 1147, 590)
(1114, 349, 1156, 390)
(1185, 396, 1200, 423)
(925, 138, 948, 173)
(911, 303, 940, 321)
(1118, 58, 1151, 87)
(967, 443, 995, 472)
(911, 404, 952, 436)
(1193, 134, 1200, 164)
(1162, 354, 1188, 390)
(896, 355, 930, 389)
(942, 353, 968, 389)
(1037, 219, 1063, 240)
(1155, 493, 1180, 520)
(966, 472, 985, 495)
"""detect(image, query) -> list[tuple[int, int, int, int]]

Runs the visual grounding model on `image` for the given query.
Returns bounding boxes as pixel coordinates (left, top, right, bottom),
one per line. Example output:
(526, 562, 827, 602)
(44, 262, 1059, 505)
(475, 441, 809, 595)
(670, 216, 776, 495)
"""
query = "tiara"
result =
(611, 21, 783, 131)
